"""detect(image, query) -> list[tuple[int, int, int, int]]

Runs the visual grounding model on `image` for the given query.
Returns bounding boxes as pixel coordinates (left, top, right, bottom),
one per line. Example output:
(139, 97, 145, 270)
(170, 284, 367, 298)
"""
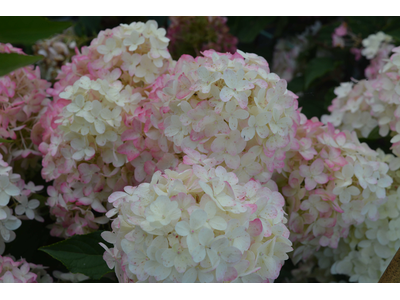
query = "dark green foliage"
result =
(0, 53, 43, 77)
(0, 17, 72, 45)
(39, 231, 113, 280)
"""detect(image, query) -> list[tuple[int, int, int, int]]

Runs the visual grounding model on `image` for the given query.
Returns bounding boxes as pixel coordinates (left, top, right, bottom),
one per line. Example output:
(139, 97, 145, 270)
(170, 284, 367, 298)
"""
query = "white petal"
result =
(198, 227, 214, 246)
(190, 210, 208, 230)
(161, 249, 176, 268)
(182, 268, 197, 283)
(175, 221, 190, 236)
(191, 245, 206, 263)
(209, 216, 227, 231)
(4, 184, 20, 196)
(223, 69, 238, 89)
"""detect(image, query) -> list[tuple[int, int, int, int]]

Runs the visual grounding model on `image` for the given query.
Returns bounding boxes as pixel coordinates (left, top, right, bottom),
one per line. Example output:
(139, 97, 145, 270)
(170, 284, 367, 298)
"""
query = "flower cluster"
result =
(276, 117, 392, 263)
(0, 43, 51, 173)
(362, 32, 394, 80)
(102, 165, 292, 283)
(0, 255, 52, 283)
(305, 150, 399, 283)
(143, 49, 301, 181)
(52, 271, 89, 282)
(272, 21, 321, 82)
(33, 28, 77, 81)
(0, 153, 44, 254)
(46, 19, 172, 109)
(0, 43, 47, 253)
(321, 46, 400, 156)
(39, 20, 179, 237)
(330, 27, 394, 80)
(167, 16, 238, 59)
(361, 32, 393, 60)
(332, 23, 347, 48)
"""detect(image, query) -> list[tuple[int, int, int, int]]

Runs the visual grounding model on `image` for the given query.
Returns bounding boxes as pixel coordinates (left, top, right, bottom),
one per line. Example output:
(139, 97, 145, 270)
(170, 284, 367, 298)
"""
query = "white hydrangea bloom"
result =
(361, 32, 393, 59)
(103, 165, 292, 282)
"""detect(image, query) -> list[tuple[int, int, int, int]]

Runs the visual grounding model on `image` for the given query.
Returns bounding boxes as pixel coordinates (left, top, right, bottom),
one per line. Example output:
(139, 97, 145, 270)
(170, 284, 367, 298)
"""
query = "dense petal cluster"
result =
(322, 46, 400, 156)
(140, 49, 301, 181)
(0, 255, 52, 283)
(0, 153, 44, 254)
(167, 16, 238, 59)
(360, 32, 394, 80)
(40, 74, 179, 237)
(47, 20, 171, 103)
(0, 43, 51, 172)
(361, 32, 393, 60)
(39, 21, 178, 237)
(102, 165, 292, 282)
(308, 150, 400, 283)
(276, 117, 392, 263)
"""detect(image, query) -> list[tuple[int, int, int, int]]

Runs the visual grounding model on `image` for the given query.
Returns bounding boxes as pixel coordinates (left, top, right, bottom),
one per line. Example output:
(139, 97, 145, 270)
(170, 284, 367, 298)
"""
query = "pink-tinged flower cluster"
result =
(47, 20, 171, 103)
(322, 46, 400, 156)
(0, 43, 51, 171)
(362, 32, 394, 80)
(361, 32, 393, 60)
(277, 117, 392, 263)
(101, 165, 292, 283)
(140, 49, 301, 182)
(272, 21, 321, 82)
(0, 255, 52, 283)
(0, 153, 44, 254)
(40, 75, 179, 237)
(332, 23, 347, 48)
(39, 21, 179, 237)
(167, 17, 238, 59)
(310, 150, 400, 283)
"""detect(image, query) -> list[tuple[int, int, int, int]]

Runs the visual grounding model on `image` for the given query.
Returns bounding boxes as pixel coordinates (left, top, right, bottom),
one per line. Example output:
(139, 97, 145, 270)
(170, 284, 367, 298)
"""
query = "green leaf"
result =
(387, 28, 400, 42)
(0, 53, 43, 77)
(31, 193, 48, 209)
(0, 16, 72, 45)
(228, 17, 275, 44)
(39, 231, 113, 280)
(287, 76, 305, 94)
(0, 137, 14, 143)
(366, 126, 381, 140)
(74, 16, 101, 37)
(304, 57, 336, 89)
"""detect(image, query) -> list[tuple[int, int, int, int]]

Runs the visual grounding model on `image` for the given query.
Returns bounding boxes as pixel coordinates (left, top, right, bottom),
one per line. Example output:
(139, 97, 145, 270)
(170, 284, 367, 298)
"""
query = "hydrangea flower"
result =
(313, 162, 400, 282)
(277, 117, 392, 263)
(0, 255, 52, 283)
(102, 165, 292, 282)
(137, 49, 301, 183)
(0, 43, 51, 172)
(322, 45, 400, 156)
(361, 32, 393, 60)
(38, 21, 181, 237)
(0, 153, 44, 254)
